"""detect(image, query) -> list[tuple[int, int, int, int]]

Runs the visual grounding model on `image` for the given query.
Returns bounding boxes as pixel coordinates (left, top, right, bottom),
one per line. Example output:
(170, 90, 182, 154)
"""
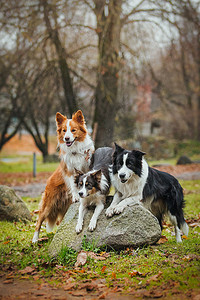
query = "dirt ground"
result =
(1, 275, 199, 300)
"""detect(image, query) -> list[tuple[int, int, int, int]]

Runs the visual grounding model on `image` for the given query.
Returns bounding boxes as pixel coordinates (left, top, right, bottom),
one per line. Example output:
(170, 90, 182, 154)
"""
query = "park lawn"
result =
(0, 154, 59, 173)
(0, 180, 199, 298)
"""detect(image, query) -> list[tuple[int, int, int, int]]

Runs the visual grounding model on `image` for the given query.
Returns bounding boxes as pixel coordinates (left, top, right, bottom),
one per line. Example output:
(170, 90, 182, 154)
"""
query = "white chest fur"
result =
(111, 158, 149, 199)
(60, 135, 94, 173)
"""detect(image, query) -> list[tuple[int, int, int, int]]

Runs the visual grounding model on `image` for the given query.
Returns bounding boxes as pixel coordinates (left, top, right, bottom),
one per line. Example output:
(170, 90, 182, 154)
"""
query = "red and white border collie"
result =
(32, 110, 94, 243)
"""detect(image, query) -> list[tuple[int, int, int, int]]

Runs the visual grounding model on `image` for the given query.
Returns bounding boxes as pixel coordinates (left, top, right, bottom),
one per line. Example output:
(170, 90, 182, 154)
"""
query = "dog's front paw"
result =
(76, 222, 83, 234)
(114, 204, 125, 215)
(105, 206, 115, 218)
(88, 219, 97, 231)
(72, 195, 79, 203)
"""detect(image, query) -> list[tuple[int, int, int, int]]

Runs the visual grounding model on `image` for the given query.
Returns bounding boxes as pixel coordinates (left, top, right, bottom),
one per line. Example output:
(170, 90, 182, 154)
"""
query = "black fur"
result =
(112, 143, 145, 177)
(142, 167, 186, 229)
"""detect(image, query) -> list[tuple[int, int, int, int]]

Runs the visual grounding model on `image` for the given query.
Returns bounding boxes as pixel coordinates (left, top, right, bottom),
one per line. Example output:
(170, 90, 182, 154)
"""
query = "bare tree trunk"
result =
(197, 30, 200, 140)
(41, 0, 77, 115)
(93, 0, 122, 147)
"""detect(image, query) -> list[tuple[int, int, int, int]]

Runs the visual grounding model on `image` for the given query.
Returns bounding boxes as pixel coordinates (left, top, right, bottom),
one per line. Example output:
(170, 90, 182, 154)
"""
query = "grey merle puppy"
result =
(74, 147, 112, 233)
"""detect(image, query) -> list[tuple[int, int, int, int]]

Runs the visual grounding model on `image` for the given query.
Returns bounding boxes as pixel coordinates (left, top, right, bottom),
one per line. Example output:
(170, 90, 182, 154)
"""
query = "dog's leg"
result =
(76, 200, 87, 233)
(106, 192, 122, 217)
(68, 175, 79, 203)
(46, 218, 56, 233)
(32, 208, 49, 243)
(88, 199, 104, 231)
(168, 212, 182, 243)
(181, 221, 189, 237)
(114, 196, 141, 215)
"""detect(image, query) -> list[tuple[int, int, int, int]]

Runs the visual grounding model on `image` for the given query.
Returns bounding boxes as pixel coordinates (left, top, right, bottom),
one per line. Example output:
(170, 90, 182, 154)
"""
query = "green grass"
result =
(0, 180, 200, 295)
(180, 180, 200, 220)
(0, 138, 199, 174)
(0, 154, 59, 173)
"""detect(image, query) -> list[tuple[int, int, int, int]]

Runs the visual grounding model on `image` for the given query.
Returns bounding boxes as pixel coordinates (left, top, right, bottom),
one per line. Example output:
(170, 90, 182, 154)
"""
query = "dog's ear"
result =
(74, 168, 84, 185)
(112, 143, 124, 163)
(132, 149, 146, 159)
(114, 143, 124, 153)
(91, 169, 101, 183)
(56, 112, 67, 128)
(72, 110, 85, 125)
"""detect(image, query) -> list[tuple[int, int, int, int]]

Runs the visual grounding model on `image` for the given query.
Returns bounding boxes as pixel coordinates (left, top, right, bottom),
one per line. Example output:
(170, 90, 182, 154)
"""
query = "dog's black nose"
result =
(65, 137, 70, 142)
(119, 173, 126, 179)
(79, 192, 83, 197)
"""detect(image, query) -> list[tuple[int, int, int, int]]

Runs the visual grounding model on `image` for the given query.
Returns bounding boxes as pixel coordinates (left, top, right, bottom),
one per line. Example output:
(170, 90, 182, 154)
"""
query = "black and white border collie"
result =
(74, 147, 112, 233)
(106, 143, 189, 242)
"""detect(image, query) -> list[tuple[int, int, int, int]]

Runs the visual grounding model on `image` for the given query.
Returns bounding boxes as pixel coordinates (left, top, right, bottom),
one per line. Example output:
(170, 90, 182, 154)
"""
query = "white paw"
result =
(105, 207, 115, 217)
(76, 222, 83, 233)
(176, 237, 182, 243)
(114, 204, 125, 215)
(32, 231, 39, 243)
(88, 219, 97, 231)
(72, 195, 79, 203)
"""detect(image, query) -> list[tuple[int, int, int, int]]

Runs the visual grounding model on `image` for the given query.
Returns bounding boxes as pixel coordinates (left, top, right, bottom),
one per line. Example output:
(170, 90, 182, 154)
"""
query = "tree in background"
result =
(0, 51, 24, 150)
(148, 0, 200, 140)
(0, 0, 199, 155)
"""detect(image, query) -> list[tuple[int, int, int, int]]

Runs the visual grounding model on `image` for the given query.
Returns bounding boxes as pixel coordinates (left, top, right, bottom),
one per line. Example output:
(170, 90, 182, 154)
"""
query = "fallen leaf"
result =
(101, 265, 107, 273)
(182, 255, 193, 262)
(19, 266, 35, 275)
(64, 282, 76, 291)
(182, 235, 188, 239)
(78, 268, 85, 273)
(111, 272, 116, 279)
(33, 275, 40, 281)
(146, 271, 163, 284)
(88, 252, 106, 261)
(75, 251, 87, 268)
(157, 235, 168, 244)
(3, 279, 14, 284)
(128, 270, 144, 277)
(99, 291, 108, 299)
(99, 252, 110, 258)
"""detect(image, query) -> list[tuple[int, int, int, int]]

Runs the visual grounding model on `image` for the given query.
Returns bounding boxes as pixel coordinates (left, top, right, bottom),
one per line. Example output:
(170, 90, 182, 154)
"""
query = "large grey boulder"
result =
(49, 198, 161, 257)
(0, 185, 31, 223)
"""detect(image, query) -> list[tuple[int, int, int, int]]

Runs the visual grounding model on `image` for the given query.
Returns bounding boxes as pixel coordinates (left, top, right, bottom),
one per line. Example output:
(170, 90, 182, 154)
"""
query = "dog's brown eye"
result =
(63, 129, 66, 132)
(71, 129, 76, 133)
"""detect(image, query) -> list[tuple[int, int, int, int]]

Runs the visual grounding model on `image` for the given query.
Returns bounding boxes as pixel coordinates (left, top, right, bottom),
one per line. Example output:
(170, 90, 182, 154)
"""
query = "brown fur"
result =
(56, 111, 87, 147)
(33, 110, 93, 243)
(34, 165, 72, 234)
(89, 187, 99, 195)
